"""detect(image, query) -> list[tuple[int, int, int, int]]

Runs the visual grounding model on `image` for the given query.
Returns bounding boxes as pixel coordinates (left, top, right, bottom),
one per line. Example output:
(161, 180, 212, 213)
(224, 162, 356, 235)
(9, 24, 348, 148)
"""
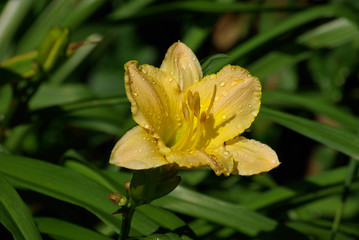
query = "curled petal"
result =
(205, 145, 234, 176)
(110, 126, 168, 169)
(125, 61, 180, 142)
(225, 137, 280, 176)
(160, 41, 203, 91)
(190, 65, 261, 148)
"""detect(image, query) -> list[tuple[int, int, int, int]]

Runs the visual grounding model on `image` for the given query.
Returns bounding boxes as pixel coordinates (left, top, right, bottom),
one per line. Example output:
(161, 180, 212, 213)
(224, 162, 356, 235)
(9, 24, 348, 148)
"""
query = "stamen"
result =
(187, 90, 194, 110)
(182, 102, 190, 121)
(200, 112, 207, 124)
(206, 84, 217, 114)
(192, 109, 205, 149)
(193, 91, 200, 117)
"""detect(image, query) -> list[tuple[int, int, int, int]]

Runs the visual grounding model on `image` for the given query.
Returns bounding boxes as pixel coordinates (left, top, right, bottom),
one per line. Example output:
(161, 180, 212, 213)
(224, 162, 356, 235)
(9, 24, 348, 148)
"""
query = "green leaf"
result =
(260, 107, 359, 160)
(0, 154, 158, 236)
(29, 83, 94, 110)
(0, 173, 42, 240)
(137, 233, 187, 240)
(16, 0, 106, 54)
(37, 27, 69, 72)
(287, 221, 356, 240)
(0, 0, 33, 58)
(243, 166, 359, 211)
(129, 167, 181, 207)
(102, 170, 186, 231)
(262, 91, 359, 131)
(0, 51, 38, 78)
(153, 186, 278, 236)
(35, 217, 112, 240)
(49, 33, 103, 85)
(200, 54, 230, 76)
(206, 5, 356, 73)
(109, 1, 304, 21)
(297, 18, 359, 49)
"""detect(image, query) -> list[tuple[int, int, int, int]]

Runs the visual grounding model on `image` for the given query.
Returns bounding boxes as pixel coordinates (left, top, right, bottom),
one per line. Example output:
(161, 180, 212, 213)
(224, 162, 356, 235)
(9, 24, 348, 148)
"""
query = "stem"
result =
(119, 207, 135, 240)
(330, 159, 358, 240)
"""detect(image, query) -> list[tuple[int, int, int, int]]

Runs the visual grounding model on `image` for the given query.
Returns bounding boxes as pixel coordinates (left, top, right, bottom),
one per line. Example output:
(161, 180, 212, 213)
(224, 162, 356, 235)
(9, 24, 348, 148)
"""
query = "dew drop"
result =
(144, 124, 150, 129)
(223, 151, 229, 155)
(134, 92, 138, 96)
(222, 114, 227, 120)
(219, 81, 225, 87)
(169, 78, 173, 82)
(248, 104, 252, 108)
(141, 69, 147, 74)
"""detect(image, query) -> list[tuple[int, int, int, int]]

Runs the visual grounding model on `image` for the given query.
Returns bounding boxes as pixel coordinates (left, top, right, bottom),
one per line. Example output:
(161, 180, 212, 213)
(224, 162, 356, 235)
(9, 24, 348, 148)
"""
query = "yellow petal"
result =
(189, 64, 261, 148)
(110, 126, 168, 169)
(205, 145, 234, 176)
(125, 61, 181, 142)
(225, 136, 280, 175)
(165, 149, 211, 169)
(160, 41, 203, 91)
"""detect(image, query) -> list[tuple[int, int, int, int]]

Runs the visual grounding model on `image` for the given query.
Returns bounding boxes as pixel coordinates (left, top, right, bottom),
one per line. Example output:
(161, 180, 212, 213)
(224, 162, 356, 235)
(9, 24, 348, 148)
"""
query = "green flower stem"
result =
(119, 207, 135, 240)
(330, 158, 358, 240)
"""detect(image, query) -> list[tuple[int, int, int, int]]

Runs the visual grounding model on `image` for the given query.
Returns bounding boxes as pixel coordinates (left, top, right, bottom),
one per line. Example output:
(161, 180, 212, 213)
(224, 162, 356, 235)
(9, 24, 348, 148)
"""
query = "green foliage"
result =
(0, 0, 358, 239)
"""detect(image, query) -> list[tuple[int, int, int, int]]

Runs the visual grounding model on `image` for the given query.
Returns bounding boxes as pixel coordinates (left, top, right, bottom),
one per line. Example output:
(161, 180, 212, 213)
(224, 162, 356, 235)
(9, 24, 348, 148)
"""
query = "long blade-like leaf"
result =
(260, 107, 359, 160)
(0, 154, 158, 236)
(0, 173, 42, 240)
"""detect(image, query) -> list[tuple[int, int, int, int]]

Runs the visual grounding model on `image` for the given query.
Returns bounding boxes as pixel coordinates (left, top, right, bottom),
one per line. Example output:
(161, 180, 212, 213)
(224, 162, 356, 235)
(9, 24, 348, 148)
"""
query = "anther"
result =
(193, 91, 200, 117)
(187, 90, 194, 110)
(200, 112, 207, 124)
(182, 102, 190, 121)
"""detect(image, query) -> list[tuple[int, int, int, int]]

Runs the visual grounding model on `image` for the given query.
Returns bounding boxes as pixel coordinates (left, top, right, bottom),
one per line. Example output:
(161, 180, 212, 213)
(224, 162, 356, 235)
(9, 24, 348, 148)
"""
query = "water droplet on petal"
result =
(169, 78, 173, 82)
(141, 69, 147, 74)
(223, 151, 229, 155)
(219, 81, 225, 87)
(144, 124, 150, 129)
(222, 114, 227, 120)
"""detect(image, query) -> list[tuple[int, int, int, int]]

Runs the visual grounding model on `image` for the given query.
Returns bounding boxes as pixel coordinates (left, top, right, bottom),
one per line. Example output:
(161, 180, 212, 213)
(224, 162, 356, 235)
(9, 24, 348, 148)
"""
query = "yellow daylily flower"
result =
(110, 41, 279, 176)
